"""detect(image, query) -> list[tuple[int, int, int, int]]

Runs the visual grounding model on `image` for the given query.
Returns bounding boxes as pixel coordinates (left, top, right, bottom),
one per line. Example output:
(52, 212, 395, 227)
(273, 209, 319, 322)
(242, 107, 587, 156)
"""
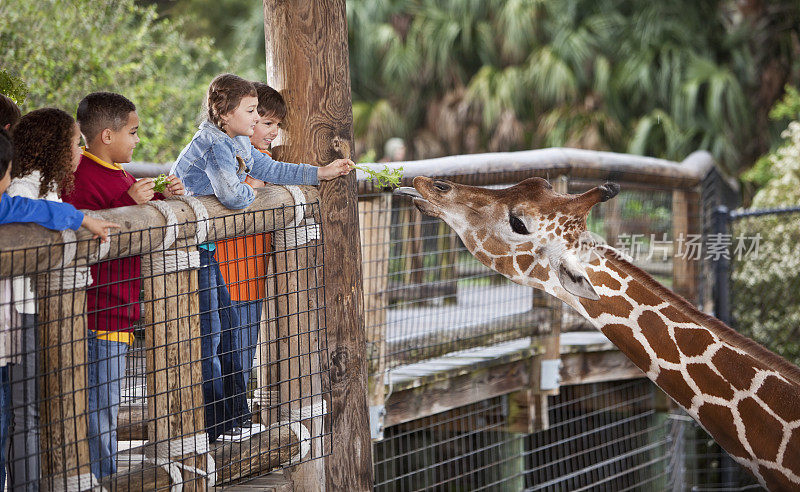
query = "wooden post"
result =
(272, 225, 327, 490)
(359, 194, 392, 439)
(263, 2, 372, 490)
(672, 190, 700, 303)
(141, 242, 208, 490)
(37, 262, 93, 490)
(254, 258, 280, 428)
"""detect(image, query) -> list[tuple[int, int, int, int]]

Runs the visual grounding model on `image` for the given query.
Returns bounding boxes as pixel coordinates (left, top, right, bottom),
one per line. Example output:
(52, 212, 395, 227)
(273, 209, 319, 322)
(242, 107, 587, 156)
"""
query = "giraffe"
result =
(396, 176, 800, 491)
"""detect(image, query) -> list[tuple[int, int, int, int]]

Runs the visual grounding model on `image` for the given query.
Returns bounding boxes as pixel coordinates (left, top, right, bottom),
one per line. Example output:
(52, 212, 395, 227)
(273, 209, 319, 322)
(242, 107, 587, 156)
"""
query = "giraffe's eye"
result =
(509, 215, 529, 235)
(433, 181, 451, 192)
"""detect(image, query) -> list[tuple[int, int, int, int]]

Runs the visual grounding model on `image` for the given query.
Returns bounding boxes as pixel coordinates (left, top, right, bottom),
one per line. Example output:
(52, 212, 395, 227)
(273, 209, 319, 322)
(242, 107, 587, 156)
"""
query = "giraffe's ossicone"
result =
(396, 176, 800, 491)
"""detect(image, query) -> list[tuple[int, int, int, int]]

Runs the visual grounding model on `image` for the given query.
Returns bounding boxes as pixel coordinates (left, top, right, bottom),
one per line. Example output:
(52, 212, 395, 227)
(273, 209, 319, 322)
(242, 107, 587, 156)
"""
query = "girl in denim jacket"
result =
(172, 73, 351, 442)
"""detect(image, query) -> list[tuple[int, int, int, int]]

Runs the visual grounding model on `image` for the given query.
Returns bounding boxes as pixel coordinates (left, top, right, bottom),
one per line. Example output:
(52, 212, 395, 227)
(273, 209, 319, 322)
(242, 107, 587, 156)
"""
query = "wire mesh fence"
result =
(0, 199, 330, 490)
(373, 379, 673, 491)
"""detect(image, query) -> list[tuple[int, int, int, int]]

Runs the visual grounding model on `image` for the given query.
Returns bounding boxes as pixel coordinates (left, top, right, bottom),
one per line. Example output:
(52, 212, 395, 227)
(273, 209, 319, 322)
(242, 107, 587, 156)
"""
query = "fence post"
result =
(263, 1, 373, 489)
(272, 199, 328, 490)
(672, 189, 701, 304)
(141, 239, 209, 490)
(359, 194, 392, 441)
(37, 258, 94, 490)
(712, 206, 732, 325)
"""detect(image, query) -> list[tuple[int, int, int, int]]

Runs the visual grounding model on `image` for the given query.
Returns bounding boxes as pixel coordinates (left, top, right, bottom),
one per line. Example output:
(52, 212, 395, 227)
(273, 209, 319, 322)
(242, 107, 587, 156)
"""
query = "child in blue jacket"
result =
(172, 73, 352, 442)
(0, 127, 118, 490)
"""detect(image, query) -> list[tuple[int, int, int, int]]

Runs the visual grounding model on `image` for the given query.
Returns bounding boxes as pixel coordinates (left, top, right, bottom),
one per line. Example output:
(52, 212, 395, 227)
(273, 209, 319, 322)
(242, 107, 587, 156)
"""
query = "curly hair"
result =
(206, 73, 257, 131)
(11, 108, 77, 197)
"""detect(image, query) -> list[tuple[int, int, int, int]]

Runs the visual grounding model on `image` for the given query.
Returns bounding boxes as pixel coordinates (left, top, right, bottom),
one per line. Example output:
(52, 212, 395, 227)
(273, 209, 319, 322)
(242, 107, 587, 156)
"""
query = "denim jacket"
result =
(170, 121, 319, 210)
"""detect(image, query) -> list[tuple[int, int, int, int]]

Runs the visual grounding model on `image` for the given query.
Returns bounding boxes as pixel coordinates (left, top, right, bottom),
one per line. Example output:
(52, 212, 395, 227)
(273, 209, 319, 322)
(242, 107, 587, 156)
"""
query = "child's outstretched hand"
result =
(161, 175, 185, 198)
(318, 159, 354, 181)
(81, 215, 120, 242)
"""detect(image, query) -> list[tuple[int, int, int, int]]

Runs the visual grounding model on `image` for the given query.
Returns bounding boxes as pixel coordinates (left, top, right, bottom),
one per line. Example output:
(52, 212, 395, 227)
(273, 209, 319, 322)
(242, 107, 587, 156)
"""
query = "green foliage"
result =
(732, 121, 800, 364)
(152, 174, 170, 193)
(0, 0, 225, 162)
(346, 0, 800, 173)
(0, 69, 28, 105)
(769, 85, 800, 122)
(354, 164, 404, 189)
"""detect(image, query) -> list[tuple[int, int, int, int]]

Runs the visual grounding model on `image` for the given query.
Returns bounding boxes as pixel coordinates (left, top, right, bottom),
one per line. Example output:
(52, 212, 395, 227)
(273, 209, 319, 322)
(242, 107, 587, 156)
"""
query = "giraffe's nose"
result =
(599, 182, 620, 202)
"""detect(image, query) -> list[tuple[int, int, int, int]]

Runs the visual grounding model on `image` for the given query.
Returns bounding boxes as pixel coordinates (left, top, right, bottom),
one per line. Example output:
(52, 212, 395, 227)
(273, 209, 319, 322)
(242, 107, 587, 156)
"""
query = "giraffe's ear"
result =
(556, 253, 600, 301)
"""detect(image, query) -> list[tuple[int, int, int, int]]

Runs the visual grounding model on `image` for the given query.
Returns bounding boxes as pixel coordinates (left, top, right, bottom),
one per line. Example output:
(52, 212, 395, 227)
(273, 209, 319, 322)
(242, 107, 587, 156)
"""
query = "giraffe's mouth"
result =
(394, 187, 441, 217)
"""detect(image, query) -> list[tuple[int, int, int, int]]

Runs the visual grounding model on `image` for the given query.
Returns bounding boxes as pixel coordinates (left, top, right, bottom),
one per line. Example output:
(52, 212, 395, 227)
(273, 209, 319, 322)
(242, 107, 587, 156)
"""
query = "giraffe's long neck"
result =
(567, 248, 800, 490)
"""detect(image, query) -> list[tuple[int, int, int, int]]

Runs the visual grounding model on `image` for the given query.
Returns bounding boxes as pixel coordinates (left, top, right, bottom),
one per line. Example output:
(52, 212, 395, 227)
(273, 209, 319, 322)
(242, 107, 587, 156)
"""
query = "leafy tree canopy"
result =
(0, 0, 226, 162)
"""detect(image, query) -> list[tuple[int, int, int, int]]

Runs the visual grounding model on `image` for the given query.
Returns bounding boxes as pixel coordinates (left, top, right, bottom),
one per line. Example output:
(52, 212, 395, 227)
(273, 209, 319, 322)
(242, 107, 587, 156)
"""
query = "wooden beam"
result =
(262, 1, 373, 490)
(385, 357, 531, 428)
(559, 350, 645, 386)
(0, 187, 313, 277)
(385, 308, 551, 367)
(100, 425, 300, 490)
(356, 149, 718, 193)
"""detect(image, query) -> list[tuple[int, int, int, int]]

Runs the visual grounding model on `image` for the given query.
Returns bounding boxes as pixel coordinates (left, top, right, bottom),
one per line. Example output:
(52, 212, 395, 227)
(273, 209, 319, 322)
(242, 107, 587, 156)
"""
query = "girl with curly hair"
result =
(5, 107, 82, 490)
(11, 107, 81, 199)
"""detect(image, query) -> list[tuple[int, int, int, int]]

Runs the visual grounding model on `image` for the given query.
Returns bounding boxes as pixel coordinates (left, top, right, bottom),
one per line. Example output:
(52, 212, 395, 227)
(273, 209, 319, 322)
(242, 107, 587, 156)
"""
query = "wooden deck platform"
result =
(383, 331, 643, 428)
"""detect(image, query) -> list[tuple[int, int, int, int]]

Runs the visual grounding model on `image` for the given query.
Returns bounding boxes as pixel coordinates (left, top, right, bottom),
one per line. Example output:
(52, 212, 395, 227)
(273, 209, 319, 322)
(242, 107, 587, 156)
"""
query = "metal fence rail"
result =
(0, 192, 331, 490)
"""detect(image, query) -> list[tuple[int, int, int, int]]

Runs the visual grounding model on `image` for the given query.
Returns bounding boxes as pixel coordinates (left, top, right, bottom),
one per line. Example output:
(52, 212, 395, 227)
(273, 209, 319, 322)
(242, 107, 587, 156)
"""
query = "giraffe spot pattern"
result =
(529, 263, 550, 282)
(755, 375, 800, 423)
(661, 305, 693, 324)
(784, 430, 800, 477)
(588, 270, 622, 291)
(580, 295, 634, 319)
(627, 282, 664, 306)
(494, 255, 515, 276)
(655, 368, 696, 409)
(761, 464, 797, 492)
(516, 254, 535, 273)
(697, 403, 750, 458)
(474, 250, 491, 266)
(638, 310, 681, 364)
(712, 346, 759, 391)
(738, 397, 783, 462)
(686, 363, 734, 400)
(483, 235, 511, 256)
(674, 327, 715, 357)
(601, 324, 651, 370)
(515, 241, 534, 252)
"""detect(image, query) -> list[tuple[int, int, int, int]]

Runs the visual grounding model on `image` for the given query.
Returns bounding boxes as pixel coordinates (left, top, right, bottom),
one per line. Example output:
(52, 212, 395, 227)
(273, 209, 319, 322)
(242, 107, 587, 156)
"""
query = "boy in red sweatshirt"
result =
(62, 92, 183, 479)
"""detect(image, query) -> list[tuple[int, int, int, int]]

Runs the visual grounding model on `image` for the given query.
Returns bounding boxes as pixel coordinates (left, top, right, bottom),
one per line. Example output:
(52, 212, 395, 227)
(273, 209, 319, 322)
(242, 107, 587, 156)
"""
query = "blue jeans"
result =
(232, 299, 262, 393)
(87, 333, 128, 479)
(0, 364, 11, 491)
(198, 249, 249, 441)
(8, 313, 39, 491)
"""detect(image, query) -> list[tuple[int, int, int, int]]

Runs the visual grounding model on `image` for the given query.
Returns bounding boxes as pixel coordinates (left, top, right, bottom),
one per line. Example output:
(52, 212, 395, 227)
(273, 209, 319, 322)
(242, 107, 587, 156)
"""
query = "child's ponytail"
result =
(206, 74, 258, 131)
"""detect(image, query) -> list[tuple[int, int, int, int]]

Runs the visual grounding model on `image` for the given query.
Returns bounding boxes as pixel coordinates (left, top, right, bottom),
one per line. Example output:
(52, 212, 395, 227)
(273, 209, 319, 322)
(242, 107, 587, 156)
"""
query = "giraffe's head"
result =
(395, 176, 619, 302)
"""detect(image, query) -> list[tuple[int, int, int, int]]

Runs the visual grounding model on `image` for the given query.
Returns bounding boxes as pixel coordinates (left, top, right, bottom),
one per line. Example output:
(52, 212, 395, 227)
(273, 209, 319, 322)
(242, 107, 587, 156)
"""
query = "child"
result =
(62, 92, 183, 479)
(216, 82, 285, 409)
(0, 126, 118, 490)
(6, 107, 86, 490)
(171, 73, 352, 442)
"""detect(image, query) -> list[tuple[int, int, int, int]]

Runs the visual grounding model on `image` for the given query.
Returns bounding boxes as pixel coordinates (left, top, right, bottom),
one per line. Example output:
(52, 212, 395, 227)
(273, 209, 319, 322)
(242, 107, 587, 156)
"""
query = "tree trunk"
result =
(263, 1, 373, 490)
